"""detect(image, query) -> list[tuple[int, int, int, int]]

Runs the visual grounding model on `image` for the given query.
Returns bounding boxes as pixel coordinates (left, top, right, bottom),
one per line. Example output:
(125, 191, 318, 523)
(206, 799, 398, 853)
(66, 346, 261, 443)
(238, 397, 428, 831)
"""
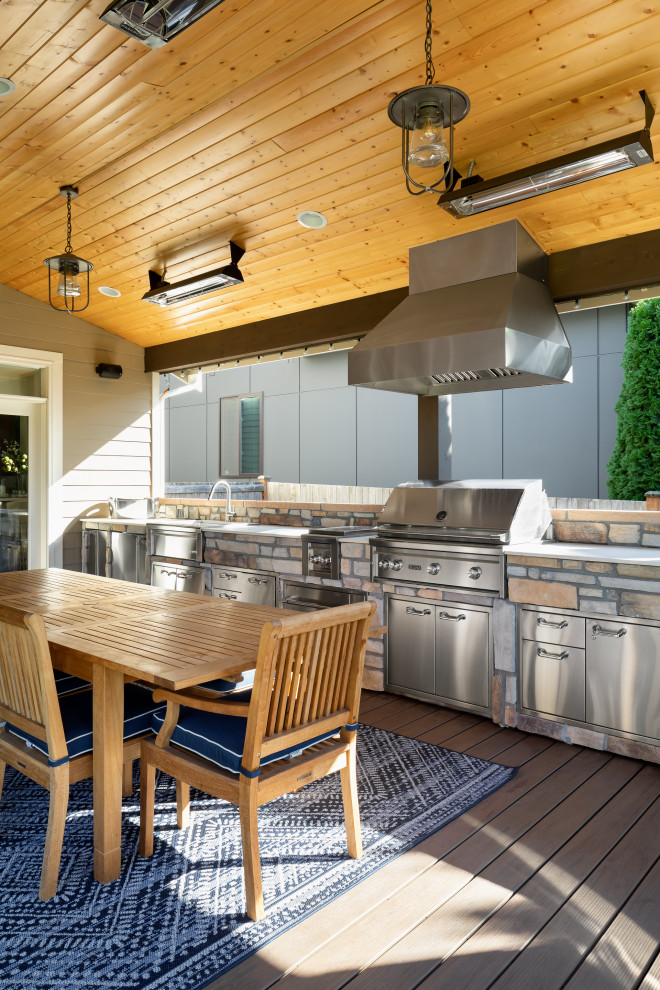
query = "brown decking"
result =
(206, 690, 660, 990)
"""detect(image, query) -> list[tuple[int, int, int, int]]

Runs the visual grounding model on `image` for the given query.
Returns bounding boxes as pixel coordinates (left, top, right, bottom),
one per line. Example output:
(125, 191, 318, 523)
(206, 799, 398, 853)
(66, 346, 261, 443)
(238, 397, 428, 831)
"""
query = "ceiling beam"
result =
(144, 287, 408, 373)
(145, 229, 660, 373)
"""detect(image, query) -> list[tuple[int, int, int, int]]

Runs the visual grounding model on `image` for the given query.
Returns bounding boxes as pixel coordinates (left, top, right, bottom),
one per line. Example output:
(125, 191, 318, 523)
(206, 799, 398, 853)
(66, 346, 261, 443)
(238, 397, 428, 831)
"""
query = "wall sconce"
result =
(439, 90, 655, 217)
(388, 1, 469, 195)
(43, 186, 93, 313)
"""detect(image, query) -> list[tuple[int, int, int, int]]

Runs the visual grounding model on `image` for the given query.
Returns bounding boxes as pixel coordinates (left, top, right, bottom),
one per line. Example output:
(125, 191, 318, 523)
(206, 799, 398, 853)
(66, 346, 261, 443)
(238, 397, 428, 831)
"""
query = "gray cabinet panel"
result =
(561, 309, 598, 357)
(450, 391, 503, 479)
(356, 388, 417, 487)
(598, 303, 627, 354)
(168, 404, 207, 482)
(300, 351, 348, 391)
(263, 393, 300, 483)
(387, 598, 435, 694)
(503, 356, 598, 498)
(205, 367, 251, 401)
(250, 358, 299, 396)
(299, 387, 356, 485)
(205, 401, 220, 482)
(598, 352, 625, 498)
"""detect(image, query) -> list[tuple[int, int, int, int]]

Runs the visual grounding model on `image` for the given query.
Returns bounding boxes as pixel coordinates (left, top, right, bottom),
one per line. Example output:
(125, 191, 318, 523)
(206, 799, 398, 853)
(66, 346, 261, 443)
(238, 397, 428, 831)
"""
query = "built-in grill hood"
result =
(377, 478, 552, 545)
(348, 220, 572, 396)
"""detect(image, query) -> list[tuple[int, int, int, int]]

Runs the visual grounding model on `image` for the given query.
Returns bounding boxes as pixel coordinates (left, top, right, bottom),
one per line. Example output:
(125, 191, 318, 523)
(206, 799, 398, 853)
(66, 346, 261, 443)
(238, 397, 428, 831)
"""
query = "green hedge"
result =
(607, 298, 660, 499)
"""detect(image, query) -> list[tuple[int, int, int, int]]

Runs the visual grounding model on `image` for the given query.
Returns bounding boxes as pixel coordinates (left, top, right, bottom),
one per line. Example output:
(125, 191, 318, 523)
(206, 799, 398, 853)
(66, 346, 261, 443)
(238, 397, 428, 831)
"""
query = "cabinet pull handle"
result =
(219, 592, 238, 600)
(248, 577, 268, 584)
(218, 572, 237, 579)
(405, 606, 431, 616)
(537, 617, 568, 629)
(438, 611, 467, 622)
(537, 647, 569, 660)
(591, 624, 626, 640)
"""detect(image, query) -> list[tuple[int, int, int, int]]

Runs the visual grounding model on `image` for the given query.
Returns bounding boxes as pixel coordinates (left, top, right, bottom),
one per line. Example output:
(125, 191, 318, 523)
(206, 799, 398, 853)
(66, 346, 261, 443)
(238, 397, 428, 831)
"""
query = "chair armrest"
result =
(152, 687, 250, 716)
(368, 624, 387, 637)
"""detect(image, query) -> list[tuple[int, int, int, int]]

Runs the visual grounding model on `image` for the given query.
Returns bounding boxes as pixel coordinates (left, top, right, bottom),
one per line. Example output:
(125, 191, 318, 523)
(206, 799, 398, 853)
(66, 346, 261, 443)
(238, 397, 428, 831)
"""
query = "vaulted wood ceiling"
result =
(1, 0, 659, 351)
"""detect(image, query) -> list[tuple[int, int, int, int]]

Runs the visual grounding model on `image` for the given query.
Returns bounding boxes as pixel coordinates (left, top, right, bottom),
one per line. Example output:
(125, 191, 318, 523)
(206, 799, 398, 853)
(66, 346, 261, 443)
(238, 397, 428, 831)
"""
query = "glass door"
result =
(0, 412, 29, 571)
(0, 392, 46, 571)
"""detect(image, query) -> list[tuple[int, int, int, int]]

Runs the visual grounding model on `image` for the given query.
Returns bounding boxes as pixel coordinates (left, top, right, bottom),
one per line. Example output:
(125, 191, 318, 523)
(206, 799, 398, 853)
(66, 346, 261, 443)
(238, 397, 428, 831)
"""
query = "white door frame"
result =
(0, 345, 63, 568)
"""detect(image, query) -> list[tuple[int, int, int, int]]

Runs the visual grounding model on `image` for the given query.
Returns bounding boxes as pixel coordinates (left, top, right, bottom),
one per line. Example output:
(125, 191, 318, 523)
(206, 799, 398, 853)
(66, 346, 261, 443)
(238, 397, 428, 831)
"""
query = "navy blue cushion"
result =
(152, 704, 338, 775)
(53, 669, 92, 697)
(201, 670, 255, 694)
(7, 683, 166, 763)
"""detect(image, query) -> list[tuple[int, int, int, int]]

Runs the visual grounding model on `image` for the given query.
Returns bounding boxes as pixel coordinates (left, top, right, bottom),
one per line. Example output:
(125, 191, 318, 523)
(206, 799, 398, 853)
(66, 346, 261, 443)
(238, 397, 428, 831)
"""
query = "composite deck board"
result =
(205, 695, 660, 990)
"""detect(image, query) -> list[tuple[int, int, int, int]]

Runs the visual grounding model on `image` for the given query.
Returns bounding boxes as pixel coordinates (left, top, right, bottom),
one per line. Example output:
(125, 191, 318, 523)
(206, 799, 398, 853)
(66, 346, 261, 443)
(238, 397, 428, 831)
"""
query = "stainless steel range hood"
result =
(348, 220, 572, 395)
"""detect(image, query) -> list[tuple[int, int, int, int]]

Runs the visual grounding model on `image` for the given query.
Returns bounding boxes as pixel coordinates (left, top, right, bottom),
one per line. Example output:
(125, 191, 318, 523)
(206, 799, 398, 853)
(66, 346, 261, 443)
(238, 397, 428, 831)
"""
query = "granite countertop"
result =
(507, 541, 660, 566)
(201, 522, 309, 537)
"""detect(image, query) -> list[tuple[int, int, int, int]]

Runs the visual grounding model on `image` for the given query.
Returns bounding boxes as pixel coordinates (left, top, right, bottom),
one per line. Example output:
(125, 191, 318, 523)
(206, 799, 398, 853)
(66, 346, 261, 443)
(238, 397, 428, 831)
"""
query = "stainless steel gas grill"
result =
(371, 479, 551, 598)
(374, 479, 551, 717)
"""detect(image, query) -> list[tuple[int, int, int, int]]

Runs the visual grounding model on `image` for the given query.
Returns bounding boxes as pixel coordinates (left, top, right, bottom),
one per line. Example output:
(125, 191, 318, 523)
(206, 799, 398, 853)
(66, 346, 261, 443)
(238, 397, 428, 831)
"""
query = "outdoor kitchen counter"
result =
(506, 541, 660, 565)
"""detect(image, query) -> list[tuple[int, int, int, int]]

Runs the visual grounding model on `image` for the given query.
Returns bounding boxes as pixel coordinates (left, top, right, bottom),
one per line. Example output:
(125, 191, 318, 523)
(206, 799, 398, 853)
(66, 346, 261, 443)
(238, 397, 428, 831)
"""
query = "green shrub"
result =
(607, 298, 660, 499)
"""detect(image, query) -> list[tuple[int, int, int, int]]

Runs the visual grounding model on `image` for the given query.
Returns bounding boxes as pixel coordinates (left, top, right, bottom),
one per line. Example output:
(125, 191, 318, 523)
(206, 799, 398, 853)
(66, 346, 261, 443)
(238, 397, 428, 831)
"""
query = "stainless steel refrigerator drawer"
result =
(148, 528, 201, 561)
(520, 609, 585, 649)
(521, 640, 585, 722)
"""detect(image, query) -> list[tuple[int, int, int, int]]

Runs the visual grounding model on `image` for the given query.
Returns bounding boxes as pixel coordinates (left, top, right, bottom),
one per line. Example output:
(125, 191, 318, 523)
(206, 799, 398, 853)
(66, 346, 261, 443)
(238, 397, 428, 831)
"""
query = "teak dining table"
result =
(0, 567, 284, 884)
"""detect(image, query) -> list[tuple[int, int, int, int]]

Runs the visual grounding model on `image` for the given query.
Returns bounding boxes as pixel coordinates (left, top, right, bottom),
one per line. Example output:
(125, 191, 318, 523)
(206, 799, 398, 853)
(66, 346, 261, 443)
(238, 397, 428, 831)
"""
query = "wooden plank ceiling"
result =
(0, 0, 659, 351)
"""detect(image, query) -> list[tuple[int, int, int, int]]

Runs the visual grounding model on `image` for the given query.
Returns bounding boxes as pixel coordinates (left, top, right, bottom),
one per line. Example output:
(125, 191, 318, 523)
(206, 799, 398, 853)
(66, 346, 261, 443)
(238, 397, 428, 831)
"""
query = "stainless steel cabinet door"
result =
(521, 640, 585, 721)
(386, 598, 435, 695)
(82, 528, 108, 576)
(436, 605, 490, 709)
(110, 531, 139, 582)
(586, 619, 660, 740)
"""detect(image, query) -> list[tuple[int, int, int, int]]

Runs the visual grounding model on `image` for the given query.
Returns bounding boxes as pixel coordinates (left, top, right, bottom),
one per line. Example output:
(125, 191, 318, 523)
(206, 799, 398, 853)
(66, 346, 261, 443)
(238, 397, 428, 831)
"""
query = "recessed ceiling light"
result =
(0, 78, 15, 97)
(98, 286, 121, 297)
(297, 210, 327, 229)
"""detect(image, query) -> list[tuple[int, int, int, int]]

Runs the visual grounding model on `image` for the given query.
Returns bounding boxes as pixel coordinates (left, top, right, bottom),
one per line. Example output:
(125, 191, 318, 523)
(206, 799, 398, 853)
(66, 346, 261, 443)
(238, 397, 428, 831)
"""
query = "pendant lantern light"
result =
(43, 186, 93, 313)
(388, 0, 470, 195)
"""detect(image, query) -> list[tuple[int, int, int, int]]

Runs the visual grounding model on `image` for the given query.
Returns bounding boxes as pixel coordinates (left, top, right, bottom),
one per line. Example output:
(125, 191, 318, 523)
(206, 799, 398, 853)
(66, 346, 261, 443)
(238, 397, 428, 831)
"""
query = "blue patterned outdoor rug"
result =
(0, 724, 516, 990)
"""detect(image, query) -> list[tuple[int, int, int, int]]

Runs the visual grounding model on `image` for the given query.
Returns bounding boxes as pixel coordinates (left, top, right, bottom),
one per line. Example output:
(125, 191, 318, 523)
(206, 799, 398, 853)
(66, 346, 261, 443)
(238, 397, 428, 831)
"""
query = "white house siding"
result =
(0, 284, 151, 570)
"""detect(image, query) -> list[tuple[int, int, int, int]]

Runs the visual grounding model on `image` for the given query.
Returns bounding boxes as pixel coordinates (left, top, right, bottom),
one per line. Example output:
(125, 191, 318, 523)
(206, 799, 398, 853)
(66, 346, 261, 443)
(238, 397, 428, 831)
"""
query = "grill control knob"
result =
(392, 559, 403, 571)
(427, 563, 441, 576)
(469, 566, 483, 580)
(379, 558, 393, 570)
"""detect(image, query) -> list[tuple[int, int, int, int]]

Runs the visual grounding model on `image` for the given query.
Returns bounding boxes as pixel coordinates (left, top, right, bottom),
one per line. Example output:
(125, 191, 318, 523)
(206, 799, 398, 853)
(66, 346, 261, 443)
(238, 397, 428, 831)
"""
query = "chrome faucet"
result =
(208, 479, 236, 519)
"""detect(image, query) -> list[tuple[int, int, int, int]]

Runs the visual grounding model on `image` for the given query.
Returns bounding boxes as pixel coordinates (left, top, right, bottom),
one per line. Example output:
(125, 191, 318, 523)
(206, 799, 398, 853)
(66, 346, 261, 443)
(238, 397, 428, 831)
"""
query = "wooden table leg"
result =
(92, 664, 124, 883)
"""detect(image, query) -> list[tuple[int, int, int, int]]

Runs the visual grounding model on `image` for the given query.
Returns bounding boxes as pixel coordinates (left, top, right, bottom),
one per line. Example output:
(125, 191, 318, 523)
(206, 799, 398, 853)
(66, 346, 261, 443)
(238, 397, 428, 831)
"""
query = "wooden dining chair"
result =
(0, 603, 165, 900)
(139, 599, 376, 921)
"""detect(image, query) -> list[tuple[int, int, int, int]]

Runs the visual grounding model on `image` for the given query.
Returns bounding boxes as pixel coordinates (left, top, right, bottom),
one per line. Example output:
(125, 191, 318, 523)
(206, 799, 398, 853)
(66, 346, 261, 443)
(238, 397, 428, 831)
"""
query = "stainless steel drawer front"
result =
(586, 619, 660, 739)
(213, 566, 276, 605)
(521, 640, 586, 722)
(521, 609, 585, 649)
(149, 529, 200, 561)
(151, 562, 207, 595)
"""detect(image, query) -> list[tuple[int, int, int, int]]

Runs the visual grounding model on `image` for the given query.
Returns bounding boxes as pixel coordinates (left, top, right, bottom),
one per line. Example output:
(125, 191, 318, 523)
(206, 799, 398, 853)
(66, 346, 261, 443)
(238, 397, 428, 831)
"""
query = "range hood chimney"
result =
(348, 220, 572, 395)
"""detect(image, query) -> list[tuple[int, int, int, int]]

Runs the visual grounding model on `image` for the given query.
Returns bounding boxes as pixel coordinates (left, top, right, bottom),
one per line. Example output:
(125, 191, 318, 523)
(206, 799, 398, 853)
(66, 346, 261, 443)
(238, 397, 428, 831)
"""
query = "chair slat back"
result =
(243, 601, 375, 771)
(0, 604, 67, 762)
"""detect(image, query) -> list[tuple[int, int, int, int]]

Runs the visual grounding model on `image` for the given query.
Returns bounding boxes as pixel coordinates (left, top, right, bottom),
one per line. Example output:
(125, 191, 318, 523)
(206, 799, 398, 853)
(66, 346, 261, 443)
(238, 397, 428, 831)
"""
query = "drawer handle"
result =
(537, 647, 569, 660)
(248, 577, 268, 585)
(537, 617, 568, 629)
(405, 606, 431, 616)
(218, 572, 237, 579)
(591, 624, 626, 640)
(219, 592, 238, 600)
(438, 611, 466, 622)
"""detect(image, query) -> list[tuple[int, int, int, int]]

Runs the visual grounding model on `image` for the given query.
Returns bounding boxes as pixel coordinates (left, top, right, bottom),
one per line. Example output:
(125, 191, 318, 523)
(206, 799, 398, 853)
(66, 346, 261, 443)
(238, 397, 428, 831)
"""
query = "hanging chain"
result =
(424, 0, 435, 85)
(65, 192, 73, 254)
